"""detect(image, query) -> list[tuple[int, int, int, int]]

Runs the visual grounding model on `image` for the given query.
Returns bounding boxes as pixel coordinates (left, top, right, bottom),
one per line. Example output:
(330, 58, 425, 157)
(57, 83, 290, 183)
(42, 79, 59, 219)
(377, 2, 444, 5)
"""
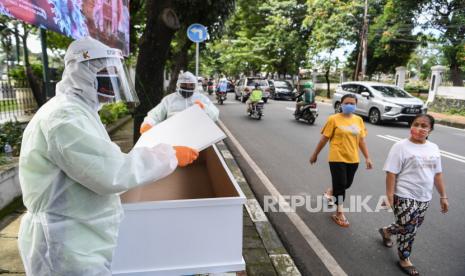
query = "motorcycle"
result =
(216, 91, 227, 105)
(248, 101, 264, 120)
(294, 102, 318, 124)
(207, 82, 214, 95)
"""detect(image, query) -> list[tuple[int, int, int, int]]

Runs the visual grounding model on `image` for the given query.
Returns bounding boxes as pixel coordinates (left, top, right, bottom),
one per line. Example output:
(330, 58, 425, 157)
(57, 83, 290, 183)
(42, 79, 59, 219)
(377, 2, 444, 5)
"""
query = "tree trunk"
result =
(325, 68, 331, 99)
(450, 61, 463, 87)
(167, 39, 193, 94)
(13, 24, 21, 64)
(133, 0, 180, 143)
(21, 25, 45, 106)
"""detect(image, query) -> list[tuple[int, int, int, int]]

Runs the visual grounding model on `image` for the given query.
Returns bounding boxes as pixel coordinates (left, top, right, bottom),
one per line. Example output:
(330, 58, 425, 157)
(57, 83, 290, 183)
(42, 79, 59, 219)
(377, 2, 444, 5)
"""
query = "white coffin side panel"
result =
(111, 145, 246, 275)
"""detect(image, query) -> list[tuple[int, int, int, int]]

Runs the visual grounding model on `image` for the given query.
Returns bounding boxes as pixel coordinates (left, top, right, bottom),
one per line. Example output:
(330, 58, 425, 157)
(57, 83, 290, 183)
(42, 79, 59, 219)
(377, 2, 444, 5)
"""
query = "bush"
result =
(8, 64, 43, 83)
(0, 121, 24, 157)
(99, 102, 129, 125)
(445, 108, 465, 117)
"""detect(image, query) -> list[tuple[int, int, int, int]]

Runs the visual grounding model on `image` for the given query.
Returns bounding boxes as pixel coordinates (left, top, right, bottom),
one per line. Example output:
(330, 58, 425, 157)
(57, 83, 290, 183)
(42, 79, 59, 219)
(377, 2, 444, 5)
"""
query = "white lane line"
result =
(218, 120, 348, 276)
(286, 107, 296, 111)
(377, 134, 465, 164)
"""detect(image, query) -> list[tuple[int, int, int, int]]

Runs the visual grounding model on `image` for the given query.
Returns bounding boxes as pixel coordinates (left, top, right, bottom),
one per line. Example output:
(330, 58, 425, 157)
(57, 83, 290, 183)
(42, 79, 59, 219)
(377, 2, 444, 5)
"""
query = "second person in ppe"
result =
(17, 36, 198, 276)
(140, 71, 219, 134)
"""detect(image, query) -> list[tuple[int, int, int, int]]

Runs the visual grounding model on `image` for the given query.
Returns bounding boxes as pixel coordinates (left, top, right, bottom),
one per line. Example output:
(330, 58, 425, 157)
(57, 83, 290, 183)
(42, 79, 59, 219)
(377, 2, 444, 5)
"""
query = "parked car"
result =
(332, 81, 427, 125)
(268, 80, 296, 101)
(235, 77, 270, 103)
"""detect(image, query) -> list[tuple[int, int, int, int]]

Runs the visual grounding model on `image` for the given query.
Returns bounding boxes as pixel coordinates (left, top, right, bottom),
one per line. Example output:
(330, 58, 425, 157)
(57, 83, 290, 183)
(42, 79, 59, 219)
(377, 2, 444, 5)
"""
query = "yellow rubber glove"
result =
(194, 100, 205, 109)
(173, 146, 199, 167)
(140, 122, 153, 134)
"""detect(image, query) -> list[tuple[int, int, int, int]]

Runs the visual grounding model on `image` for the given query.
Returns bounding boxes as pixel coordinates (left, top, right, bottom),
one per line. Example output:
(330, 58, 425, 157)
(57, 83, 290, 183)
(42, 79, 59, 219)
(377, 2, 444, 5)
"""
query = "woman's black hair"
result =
(341, 93, 358, 104)
(412, 114, 435, 131)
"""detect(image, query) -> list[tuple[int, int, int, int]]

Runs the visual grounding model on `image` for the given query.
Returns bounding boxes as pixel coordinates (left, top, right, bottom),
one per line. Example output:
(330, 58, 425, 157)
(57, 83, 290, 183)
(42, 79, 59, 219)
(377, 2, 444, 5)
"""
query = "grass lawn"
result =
(0, 100, 18, 112)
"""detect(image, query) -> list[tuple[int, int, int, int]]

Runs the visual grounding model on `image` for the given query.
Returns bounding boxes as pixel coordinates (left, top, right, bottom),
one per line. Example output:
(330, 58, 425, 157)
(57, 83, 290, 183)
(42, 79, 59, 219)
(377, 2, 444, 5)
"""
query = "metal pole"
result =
(361, 0, 369, 79)
(195, 42, 199, 77)
(40, 28, 52, 99)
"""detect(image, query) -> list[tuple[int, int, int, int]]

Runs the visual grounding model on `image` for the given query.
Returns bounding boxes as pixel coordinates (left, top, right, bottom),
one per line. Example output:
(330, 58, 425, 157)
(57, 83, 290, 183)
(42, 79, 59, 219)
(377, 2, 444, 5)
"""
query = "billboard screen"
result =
(0, 0, 130, 55)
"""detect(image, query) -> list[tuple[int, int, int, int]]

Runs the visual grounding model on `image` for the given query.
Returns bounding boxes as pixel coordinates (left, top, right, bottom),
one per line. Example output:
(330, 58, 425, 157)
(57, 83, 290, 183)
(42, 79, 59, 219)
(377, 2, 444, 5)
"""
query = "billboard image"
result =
(0, 0, 130, 55)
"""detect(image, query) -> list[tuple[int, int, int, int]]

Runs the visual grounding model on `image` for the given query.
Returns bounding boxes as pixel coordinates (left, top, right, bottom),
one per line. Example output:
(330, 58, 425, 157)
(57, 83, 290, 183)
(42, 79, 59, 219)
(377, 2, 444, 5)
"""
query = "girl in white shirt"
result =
(378, 114, 449, 276)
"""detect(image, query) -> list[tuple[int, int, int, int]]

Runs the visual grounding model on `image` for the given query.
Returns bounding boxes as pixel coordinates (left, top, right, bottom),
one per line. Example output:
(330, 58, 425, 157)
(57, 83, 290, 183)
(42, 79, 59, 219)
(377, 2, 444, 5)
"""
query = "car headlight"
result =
(385, 106, 392, 112)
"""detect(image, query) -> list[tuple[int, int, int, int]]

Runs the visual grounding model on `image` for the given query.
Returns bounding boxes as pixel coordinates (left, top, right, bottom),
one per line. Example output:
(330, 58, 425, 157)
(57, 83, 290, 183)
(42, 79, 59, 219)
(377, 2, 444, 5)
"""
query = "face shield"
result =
(178, 82, 196, 98)
(72, 46, 139, 108)
(177, 71, 197, 99)
(92, 58, 139, 107)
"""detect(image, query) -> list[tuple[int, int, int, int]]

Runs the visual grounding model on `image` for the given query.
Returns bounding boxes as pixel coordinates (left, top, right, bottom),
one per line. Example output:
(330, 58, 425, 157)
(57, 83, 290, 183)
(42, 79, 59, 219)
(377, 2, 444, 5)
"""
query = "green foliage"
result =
(365, 0, 420, 76)
(201, 0, 309, 77)
(445, 108, 465, 117)
(8, 64, 43, 83)
(99, 102, 130, 125)
(46, 31, 73, 57)
(0, 121, 23, 156)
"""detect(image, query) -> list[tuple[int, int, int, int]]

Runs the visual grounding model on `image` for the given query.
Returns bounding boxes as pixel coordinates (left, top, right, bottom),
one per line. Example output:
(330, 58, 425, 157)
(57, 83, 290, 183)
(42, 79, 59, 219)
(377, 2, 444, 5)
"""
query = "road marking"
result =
(218, 120, 348, 276)
(377, 134, 465, 164)
(286, 107, 296, 111)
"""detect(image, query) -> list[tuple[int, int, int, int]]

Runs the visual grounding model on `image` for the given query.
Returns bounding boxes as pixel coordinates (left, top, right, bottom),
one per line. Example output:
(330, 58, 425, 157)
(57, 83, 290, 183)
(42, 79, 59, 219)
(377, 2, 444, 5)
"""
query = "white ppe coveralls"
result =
(142, 72, 219, 126)
(17, 37, 178, 276)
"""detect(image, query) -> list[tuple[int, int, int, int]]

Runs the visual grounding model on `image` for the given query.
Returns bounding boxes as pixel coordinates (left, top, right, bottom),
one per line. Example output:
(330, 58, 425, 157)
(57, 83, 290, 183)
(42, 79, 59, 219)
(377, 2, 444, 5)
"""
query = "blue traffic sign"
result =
(187, 24, 208, 43)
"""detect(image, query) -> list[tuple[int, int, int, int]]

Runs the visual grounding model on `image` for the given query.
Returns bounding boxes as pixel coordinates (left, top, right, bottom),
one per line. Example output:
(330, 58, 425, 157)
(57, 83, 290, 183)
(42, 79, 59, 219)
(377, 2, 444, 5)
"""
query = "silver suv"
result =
(234, 77, 270, 103)
(332, 81, 427, 125)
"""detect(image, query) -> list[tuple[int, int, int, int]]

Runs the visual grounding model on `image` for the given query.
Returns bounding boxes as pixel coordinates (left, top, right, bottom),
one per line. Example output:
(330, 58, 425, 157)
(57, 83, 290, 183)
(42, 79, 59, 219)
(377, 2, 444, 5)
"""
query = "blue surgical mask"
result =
(341, 103, 356, 114)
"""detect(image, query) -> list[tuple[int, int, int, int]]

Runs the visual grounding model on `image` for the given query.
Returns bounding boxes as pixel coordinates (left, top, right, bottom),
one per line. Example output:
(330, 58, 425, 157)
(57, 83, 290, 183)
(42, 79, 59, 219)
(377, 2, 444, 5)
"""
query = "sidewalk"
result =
(0, 118, 301, 276)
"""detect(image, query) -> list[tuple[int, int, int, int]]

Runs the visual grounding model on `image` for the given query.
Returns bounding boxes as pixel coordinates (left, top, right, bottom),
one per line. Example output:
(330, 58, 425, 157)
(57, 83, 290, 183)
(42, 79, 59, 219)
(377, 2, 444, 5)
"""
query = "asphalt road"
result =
(210, 93, 465, 276)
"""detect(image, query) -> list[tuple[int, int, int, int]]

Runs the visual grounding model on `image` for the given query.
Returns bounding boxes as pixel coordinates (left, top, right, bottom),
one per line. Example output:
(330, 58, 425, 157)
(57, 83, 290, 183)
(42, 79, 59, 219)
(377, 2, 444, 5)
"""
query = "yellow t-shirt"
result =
(321, 113, 367, 163)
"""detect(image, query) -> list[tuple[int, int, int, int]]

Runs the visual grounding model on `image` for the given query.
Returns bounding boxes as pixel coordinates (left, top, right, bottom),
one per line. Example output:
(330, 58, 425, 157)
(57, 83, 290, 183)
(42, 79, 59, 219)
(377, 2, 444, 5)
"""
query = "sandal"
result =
(331, 214, 349, 227)
(378, 228, 393, 247)
(398, 261, 419, 276)
(323, 192, 334, 206)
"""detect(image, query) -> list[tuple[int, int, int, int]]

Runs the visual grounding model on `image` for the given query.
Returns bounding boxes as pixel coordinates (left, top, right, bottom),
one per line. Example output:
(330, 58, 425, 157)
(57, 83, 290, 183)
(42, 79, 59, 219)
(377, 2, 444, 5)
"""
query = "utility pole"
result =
(354, 0, 369, 81)
(361, 0, 369, 80)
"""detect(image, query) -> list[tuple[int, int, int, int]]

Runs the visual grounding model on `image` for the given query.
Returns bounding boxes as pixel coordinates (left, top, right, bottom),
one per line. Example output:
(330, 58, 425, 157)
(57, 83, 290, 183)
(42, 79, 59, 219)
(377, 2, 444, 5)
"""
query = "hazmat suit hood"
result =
(56, 36, 111, 112)
(176, 71, 197, 99)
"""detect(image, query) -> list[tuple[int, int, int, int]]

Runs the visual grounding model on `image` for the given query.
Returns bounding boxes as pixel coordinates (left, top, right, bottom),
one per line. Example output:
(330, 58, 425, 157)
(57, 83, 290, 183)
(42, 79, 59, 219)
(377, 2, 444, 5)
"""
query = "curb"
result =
(216, 140, 301, 276)
(106, 115, 133, 135)
(433, 118, 465, 129)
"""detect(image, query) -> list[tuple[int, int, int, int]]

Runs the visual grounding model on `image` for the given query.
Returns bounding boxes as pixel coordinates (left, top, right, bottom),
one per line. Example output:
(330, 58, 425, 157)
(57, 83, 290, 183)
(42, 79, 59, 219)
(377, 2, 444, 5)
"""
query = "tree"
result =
(417, 0, 465, 86)
(364, 0, 421, 78)
(132, 0, 236, 142)
(304, 0, 358, 97)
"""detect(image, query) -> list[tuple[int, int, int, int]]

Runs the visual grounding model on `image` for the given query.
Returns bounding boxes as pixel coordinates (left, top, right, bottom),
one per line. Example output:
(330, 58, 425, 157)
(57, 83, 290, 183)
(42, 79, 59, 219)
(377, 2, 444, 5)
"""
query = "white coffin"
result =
(111, 106, 246, 275)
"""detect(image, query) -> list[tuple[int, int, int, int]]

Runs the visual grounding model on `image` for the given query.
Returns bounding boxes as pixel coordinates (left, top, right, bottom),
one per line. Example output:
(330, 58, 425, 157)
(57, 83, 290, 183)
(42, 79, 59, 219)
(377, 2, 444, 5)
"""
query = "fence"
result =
(0, 82, 38, 124)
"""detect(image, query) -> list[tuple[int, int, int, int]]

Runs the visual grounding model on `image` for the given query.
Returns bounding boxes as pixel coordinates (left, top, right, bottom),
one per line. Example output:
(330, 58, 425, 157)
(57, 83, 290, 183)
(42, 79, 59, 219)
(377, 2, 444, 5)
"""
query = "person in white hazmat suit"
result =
(139, 71, 219, 134)
(17, 36, 199, 275)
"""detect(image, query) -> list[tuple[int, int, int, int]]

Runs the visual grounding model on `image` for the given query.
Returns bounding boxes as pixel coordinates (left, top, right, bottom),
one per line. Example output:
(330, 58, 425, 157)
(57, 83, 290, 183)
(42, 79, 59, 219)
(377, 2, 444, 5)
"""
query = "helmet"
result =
(177, 71, 197, 98)
(303, 81, 314, 89)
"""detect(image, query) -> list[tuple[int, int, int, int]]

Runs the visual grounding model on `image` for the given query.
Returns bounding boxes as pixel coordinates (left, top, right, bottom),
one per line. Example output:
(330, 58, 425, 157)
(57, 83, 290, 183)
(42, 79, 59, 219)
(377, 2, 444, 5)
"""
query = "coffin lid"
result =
(134, 105, 226, 151)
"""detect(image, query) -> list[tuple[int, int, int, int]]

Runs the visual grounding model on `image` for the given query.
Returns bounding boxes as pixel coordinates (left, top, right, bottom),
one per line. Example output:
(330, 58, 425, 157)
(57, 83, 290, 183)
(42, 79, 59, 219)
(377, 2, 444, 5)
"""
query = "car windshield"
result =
(274, 81, 292, 89)
(247, 79, 268, 86)
(372, 86, 412, 98)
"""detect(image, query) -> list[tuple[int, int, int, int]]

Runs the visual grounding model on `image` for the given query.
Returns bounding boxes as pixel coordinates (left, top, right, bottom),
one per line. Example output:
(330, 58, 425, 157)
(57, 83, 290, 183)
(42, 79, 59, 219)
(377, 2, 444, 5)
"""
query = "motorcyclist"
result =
(247, 83, 263, 113)
(295, 81, 315, 114)
(217, 78, 228, 95)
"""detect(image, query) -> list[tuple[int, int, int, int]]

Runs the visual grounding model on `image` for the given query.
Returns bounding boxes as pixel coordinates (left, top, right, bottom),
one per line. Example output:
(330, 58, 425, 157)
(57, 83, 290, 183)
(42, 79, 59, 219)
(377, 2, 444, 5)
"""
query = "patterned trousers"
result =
(385, 195, 430, 260)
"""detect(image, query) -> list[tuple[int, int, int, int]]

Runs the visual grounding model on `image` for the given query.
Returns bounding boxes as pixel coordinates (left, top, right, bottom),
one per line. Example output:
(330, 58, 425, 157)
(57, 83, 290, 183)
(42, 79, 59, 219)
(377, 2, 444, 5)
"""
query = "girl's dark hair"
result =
(412, 114, 435, 130)
(341, 93, 358, 104)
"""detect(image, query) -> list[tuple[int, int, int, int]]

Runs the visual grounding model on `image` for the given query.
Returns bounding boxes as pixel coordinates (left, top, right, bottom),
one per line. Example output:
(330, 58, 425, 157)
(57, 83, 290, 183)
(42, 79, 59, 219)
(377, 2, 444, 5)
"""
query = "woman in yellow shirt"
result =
(310, 94, 373, 227)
